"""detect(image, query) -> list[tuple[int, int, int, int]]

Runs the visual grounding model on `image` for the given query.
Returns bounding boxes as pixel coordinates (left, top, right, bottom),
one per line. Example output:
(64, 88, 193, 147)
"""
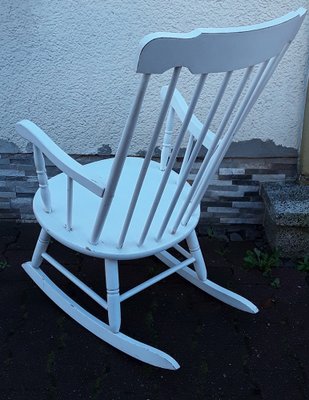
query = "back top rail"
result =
(136, 8, 306, 74)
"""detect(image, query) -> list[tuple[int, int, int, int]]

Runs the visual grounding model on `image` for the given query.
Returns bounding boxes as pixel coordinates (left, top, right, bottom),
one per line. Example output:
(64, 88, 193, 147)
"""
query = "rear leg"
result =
(186, 229, 207, 281)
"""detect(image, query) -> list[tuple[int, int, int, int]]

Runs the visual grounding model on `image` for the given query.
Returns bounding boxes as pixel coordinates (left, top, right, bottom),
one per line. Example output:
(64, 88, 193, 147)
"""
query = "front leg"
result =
(31, 228, 51, 268)
(105, 259, 121, 333)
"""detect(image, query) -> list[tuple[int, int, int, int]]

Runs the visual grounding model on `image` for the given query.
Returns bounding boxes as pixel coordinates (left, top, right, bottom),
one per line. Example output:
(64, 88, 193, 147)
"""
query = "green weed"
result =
(270, 277, 281, 289)
(206, 226, 215, 239)
(243, 248, 280, 276)
(0, 259, 10, 271)
(92, 376, 104, 399)
(215, 245, 230, 258)
(200, 358, 209, 376)
(297, 256, 309, 272)
(47, 351, 56, 374)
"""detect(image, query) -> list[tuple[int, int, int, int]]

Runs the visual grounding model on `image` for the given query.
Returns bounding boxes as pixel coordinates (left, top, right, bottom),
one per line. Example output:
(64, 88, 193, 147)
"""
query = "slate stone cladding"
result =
(0, 153, 297, 239)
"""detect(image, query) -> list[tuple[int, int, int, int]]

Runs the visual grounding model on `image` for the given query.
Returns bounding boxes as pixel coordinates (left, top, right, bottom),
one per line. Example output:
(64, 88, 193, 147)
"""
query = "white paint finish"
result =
(42, 252, 108, 310)
(33, 157, 200, 260)
(31, 229, 50, 268)
(91, 74, 151, 244)
(156, 250, 259, 314)
(160, 107, 175, 171)
(16, 120, 105, 196)
(22, 261, 180, 370)
(160, 86, 216, 150)
(119, 256, 195, 302)
(32, 145, 51, 213)
(186, 230, 207, 281)
(116, 68, 180, 248)
(105, 259, 121, 333)
(1, 1, 308, 152)
(137, 9, 305, 73)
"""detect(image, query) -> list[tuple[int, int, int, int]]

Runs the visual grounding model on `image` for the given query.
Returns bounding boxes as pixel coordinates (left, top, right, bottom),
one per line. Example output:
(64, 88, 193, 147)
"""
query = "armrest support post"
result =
(160, 106, 175, 171)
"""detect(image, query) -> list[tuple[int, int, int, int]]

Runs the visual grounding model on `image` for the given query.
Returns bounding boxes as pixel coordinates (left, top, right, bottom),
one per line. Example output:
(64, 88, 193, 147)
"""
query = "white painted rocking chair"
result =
(16, 9, 306, 369)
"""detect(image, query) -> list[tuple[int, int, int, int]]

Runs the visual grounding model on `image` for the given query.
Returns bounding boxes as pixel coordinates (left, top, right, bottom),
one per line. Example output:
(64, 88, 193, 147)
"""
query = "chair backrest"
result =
(16, 8, 306, 248)
(91, 8, 306, 246)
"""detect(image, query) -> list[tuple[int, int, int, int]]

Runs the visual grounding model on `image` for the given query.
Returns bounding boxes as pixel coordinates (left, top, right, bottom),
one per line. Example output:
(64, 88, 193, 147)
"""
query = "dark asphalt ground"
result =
(0, 223, 308, 400)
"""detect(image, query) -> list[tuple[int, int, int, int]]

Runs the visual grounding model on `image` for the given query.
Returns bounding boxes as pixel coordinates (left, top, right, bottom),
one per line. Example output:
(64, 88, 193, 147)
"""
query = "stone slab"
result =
(261, 182, 309, 257)
(261, 182, 309, 227)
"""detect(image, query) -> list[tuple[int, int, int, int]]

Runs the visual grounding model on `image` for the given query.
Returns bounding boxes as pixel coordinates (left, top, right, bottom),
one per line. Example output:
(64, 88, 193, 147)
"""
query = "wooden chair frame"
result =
(16, 8, 306, 369)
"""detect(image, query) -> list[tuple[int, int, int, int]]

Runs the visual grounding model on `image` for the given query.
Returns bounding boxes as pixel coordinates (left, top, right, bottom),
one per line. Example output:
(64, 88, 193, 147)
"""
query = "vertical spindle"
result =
(66, 176, 73, 230)
(160, 107, 175, 171)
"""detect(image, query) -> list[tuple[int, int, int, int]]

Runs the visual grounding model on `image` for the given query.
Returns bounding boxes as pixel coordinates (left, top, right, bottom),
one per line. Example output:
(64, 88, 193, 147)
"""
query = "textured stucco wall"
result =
(0, 0, 308, 155)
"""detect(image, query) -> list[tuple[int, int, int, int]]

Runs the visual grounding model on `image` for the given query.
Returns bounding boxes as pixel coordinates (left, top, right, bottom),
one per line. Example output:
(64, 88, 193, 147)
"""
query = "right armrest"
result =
(16, 120, 105, 197)
(160, 86, 215, 149)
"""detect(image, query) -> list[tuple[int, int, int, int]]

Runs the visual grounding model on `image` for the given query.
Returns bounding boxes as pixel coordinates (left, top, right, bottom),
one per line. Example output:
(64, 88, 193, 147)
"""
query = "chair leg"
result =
(186, 230, 207, 281)
(31, 228, 50, 268)
(105, 259, 121, 333)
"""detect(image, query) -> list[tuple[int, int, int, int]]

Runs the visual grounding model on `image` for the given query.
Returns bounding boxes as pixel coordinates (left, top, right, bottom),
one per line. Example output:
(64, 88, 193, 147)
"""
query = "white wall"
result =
(0, 0, 308, 155)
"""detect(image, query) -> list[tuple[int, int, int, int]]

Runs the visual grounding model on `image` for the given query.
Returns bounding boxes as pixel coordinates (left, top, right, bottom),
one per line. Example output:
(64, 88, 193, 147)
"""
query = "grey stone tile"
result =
(232, 201, 264, 209)
(207, 207, 240, 214)
(220, 217, 262, 224)
(0, 201, 10, 209)
(219, 167, 246, 175)
(0, 169, 25, 177)
(0, 192, 17, 199)
(252, 174, 286, 182)
(16, 184, 37, 194)
(11, 198, 33, 208)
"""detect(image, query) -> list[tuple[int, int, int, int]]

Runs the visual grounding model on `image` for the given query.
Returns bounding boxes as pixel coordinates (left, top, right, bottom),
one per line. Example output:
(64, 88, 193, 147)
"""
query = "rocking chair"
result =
(16, 8, 306, 369)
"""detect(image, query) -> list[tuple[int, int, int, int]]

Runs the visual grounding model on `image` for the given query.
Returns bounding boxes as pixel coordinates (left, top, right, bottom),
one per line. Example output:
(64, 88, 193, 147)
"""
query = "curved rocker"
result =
(156, 250, 258, 314)
(22, 261, 180, 370)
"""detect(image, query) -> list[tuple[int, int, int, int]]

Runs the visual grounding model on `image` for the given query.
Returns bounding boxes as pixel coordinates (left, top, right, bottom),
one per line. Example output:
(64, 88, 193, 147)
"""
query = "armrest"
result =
(16, 120, 105, 197)
(160, 86, 216, 149)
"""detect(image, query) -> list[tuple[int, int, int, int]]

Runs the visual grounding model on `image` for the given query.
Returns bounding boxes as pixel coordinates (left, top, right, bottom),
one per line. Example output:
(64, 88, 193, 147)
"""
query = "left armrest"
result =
(16, 120, 106, 197)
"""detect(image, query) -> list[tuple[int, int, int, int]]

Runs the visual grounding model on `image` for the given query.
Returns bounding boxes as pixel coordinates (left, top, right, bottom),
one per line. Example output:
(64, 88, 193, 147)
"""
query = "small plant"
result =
(297, 255, 309, 272)
(46, 351, 56, 375)
(243, 248, 280, 276)
(206, 226, 215, 239)
(0, 259, 10, 271)
(270, 277, 281, 289)
(215, 245, 230, 258)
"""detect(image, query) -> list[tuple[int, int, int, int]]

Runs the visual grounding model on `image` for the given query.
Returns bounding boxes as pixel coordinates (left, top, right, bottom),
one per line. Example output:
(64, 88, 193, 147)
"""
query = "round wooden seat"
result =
(33, 157, 200, 260)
